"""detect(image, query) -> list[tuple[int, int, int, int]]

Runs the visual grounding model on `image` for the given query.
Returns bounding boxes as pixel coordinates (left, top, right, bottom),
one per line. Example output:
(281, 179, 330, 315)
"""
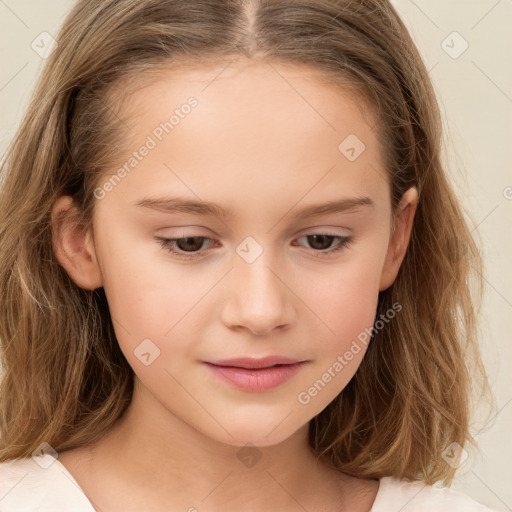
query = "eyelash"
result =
(155, 232, 353, 261)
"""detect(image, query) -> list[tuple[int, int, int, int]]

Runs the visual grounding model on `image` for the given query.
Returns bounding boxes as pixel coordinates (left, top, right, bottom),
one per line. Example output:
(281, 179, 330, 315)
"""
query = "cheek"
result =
(95, 231, 230, 384)
(293, 260, 382, 411)
(310, 253, 384, 339)
(301, 251, 384, 382)
(100, 257, 209, 350)
(93, 224, 187, 344)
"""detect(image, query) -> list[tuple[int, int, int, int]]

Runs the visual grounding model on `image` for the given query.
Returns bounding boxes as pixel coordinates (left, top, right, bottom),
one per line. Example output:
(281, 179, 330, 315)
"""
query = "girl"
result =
(0, 0, 498, 511)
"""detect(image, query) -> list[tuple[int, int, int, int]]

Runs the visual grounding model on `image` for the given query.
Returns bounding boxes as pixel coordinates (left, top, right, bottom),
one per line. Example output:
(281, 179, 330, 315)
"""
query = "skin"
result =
(52, 58, 418, 512)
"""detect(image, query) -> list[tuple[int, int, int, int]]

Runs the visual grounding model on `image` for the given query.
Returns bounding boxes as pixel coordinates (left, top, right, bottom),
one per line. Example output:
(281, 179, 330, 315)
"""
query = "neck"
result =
(79, 376, 351, 511)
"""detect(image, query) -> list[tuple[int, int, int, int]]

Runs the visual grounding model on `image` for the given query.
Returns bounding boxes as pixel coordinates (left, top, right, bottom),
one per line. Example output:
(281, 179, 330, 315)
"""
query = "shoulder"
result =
(0, 454, 94, 511)
(372, 476, 497, 512)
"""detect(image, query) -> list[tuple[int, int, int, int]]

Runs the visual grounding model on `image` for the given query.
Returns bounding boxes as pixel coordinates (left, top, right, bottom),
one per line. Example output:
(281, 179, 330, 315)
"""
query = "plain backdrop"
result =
(1, 1, 511, 510)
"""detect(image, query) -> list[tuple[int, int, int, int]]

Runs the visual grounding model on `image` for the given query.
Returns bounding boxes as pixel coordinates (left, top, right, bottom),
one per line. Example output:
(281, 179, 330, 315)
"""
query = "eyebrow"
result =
(134, 195, 374, 219)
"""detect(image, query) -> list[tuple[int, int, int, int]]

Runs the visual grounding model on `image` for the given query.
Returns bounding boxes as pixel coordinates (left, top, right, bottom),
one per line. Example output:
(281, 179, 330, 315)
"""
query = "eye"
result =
(155, 232, 353, 261)
(155, 235, 216, 260)
(293, 233, 353, 257)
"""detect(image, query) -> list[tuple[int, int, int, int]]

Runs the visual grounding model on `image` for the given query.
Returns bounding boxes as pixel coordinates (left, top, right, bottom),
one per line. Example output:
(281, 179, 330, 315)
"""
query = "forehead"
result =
(97, 58, 388, 218)
(119, 57, 376, 132)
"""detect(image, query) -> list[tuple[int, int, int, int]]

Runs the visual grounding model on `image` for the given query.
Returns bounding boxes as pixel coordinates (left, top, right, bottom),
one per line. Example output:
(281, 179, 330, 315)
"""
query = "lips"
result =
(207, 355, 303, 369)
(203, 356, 307, 392)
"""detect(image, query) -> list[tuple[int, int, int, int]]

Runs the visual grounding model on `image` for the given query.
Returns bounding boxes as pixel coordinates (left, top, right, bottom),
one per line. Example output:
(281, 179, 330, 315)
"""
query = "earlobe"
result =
(51, 196, 103, 290)
(378, 187, 418, 291)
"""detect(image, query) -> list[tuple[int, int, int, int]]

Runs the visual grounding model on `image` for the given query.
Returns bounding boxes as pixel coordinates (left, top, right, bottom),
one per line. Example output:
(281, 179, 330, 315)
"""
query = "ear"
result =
(379, 187, 418, 291)
(51, 196, 103, 290)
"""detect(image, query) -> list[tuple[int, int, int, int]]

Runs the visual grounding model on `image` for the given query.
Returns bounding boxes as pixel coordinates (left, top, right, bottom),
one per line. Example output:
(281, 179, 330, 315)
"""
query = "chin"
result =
(200, 411, 309, 449)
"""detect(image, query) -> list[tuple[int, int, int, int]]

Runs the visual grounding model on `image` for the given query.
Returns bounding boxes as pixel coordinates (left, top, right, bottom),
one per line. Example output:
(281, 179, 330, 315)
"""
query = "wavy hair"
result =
(0, 0, 495, 485)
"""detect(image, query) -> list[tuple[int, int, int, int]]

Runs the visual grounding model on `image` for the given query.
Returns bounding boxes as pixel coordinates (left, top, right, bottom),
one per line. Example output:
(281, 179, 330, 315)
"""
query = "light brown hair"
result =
(0, 0, 495, 485)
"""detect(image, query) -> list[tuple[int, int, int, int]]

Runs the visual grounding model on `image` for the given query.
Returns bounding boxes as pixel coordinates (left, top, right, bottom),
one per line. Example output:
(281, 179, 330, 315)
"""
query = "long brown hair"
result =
(0, 0, 495, 485)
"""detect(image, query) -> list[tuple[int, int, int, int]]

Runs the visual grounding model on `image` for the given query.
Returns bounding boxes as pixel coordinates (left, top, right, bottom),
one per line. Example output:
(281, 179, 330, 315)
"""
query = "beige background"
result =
(1, 1, 511, 510)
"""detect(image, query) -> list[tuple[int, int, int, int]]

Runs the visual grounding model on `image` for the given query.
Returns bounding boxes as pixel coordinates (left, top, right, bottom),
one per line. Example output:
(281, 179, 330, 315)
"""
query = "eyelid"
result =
(155, 230, 354, 261)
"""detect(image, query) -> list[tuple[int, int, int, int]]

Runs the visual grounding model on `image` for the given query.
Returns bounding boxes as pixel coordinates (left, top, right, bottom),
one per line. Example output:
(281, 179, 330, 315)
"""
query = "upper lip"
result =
(206, 356, 304, 369)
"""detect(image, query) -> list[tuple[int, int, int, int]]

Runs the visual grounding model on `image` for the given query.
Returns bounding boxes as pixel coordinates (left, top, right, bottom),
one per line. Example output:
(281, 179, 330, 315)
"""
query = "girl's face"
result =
(59, 59, 416, 447)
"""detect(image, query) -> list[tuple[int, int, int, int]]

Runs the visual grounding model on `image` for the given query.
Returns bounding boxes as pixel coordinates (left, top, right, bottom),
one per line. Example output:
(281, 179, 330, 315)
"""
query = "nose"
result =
(220, 249, 293, 336)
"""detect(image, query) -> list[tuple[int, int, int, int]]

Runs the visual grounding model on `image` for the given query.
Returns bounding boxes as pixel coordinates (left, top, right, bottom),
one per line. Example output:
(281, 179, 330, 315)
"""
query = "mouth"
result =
(203, 356, 308, 392)
(205, 355, 305, 369)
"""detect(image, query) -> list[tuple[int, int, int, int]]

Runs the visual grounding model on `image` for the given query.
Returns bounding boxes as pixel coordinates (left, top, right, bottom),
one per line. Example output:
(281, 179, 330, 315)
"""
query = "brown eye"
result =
(155, 232, 353, 262)
(174, 236, 206, 252)
(294, 233, 353, 256)
(304, 234, 336, 250)
(155, 236, 216, 260)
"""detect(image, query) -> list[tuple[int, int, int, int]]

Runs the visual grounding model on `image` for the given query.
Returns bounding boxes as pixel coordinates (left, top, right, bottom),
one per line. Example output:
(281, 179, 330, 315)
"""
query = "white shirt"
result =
(0, 453, 497, 511)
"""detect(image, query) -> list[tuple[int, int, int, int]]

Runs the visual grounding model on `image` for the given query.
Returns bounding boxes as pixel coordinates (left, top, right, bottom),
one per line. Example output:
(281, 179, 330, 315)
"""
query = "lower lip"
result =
(203, 362, 305, 392)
